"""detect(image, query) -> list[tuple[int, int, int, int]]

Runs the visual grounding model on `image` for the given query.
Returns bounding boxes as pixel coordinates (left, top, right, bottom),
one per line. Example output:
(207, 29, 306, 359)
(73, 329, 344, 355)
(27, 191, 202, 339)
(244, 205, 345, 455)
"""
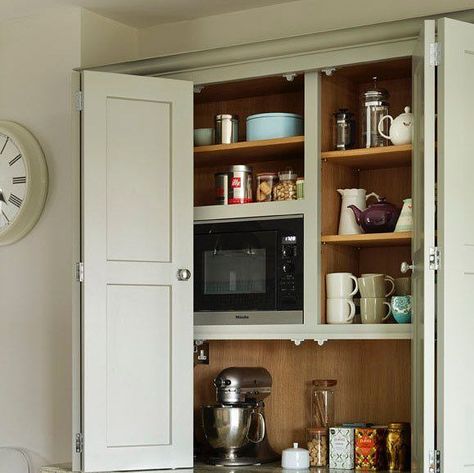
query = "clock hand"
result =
(0, 189, 5, 204)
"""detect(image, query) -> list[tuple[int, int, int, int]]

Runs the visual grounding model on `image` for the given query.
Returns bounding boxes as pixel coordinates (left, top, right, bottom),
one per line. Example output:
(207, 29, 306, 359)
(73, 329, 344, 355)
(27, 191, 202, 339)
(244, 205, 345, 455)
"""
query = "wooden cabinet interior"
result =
(320, 58, 413, 324)
(194, 340, 411, 453)
(194, 75, 304, 207)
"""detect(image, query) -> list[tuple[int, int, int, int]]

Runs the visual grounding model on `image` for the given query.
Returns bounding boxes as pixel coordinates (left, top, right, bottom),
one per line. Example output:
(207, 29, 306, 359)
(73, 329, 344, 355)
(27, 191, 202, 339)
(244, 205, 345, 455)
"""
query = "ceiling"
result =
(0, 0, 302, 28)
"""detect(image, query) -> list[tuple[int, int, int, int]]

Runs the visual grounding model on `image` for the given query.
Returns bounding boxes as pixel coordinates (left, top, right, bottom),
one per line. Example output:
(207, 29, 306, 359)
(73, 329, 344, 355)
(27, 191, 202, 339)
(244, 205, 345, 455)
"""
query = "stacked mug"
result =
(326, 273, 359, 324)
(358, 274, 395, 324)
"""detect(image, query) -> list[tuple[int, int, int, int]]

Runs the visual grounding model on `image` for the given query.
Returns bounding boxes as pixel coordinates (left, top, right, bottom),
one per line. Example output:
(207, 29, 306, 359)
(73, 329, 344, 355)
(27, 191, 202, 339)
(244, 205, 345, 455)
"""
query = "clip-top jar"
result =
(362, 77, 389, 148)
(311, 379, 337, 428)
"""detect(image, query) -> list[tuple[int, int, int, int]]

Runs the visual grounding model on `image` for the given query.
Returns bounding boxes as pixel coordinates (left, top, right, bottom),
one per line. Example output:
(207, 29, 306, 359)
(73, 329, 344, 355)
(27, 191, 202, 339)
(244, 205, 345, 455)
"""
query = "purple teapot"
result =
(348, 196, 400, 233)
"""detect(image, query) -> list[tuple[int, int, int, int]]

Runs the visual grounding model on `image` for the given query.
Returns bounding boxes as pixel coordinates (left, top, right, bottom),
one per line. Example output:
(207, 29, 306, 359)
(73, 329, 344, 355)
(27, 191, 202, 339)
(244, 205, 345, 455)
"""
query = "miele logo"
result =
(231, 177, 241, 188)
(235, 314, 249, 319)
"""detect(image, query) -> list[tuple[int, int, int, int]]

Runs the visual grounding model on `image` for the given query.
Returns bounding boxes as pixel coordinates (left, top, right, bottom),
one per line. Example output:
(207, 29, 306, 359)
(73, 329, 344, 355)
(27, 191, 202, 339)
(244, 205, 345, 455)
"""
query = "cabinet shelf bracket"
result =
(314, 338, 328, 346)
(193, 85, 205, 93)
(291, 338, 305, 346)
(322, 67, 336, 76)
(283, 73, 297, 82)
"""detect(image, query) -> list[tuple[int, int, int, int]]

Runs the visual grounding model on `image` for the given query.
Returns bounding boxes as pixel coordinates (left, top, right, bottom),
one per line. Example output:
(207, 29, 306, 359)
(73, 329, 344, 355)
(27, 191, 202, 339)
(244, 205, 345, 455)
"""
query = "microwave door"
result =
(194, 230, 277, 311)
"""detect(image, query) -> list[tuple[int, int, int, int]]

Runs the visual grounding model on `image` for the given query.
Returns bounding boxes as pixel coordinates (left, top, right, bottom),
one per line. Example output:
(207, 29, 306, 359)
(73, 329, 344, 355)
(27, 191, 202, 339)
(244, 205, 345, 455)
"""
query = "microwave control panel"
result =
(279, 234, 298, 304)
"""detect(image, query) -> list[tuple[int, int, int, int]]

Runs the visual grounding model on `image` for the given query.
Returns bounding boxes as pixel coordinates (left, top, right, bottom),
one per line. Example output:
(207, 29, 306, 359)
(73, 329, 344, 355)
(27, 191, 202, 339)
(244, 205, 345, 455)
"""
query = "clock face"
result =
(0, 133, 27, 231)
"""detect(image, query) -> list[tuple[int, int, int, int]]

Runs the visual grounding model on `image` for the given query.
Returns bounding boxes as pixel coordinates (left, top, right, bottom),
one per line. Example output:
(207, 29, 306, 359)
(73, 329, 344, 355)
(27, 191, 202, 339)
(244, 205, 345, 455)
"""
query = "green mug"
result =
(391, 295, 412, 324)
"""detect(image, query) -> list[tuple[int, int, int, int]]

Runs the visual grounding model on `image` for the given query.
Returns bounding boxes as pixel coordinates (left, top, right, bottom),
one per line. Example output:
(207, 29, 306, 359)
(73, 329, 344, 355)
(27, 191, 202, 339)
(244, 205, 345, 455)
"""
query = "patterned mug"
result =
(391, 295, 412, 324)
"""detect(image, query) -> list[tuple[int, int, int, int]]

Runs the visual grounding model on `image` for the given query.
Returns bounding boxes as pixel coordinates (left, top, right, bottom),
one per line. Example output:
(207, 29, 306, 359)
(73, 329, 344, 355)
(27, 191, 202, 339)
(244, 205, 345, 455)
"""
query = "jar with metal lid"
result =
(273, 169, 297, 201)
(256, 172, 278, 202)
(333, 108, 356, 150)
(362, 77, 390, 148)
(215, 114, 239, 144)
(228, 165, 253, 204)
(306, 427, 328, 467)
(311, 379, 337, 428)
(386, 422, 410, 471)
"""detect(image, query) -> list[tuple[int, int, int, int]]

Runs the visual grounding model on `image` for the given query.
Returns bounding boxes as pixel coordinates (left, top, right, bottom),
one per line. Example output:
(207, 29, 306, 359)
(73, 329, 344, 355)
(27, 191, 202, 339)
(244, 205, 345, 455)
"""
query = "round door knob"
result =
(177, 268, 191, 281)
(400, 261, 414, 274)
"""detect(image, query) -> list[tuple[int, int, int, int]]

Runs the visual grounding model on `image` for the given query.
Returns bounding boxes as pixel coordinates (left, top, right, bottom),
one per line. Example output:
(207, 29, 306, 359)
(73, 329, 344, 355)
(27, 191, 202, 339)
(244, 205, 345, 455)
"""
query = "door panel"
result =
(437, 17, 474, 472)
(411, 20, 436, 473)
(81, 71, 193, 472)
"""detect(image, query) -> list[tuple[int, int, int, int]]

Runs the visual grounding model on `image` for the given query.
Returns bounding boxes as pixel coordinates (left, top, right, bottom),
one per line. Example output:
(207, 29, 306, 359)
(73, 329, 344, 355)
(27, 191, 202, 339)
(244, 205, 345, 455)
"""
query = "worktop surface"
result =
(41, 462, 398, 473)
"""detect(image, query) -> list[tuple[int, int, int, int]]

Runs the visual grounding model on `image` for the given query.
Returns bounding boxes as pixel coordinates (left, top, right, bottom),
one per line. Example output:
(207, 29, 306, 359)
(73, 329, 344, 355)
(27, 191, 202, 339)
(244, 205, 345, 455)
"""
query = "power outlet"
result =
(194, 341, 210, 365)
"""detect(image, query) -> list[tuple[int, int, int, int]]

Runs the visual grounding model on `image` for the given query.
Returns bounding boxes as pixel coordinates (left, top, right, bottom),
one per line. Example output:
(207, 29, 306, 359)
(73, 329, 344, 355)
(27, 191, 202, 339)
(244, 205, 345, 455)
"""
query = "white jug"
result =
(377, 106, 413, 145)
(337, 189, 379, 235)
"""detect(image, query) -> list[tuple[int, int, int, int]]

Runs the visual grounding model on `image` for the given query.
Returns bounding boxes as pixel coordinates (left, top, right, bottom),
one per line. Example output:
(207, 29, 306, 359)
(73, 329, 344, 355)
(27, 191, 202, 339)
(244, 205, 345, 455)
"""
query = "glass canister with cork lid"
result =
(306, 427, 328, 467)
(311, 379, 337, 428)
(273, 168, 298, 201)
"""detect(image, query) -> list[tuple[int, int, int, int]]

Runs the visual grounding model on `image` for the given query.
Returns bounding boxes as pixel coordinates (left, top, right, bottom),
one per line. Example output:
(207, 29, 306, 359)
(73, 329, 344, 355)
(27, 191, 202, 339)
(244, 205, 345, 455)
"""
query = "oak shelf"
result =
(194, 135, 304, 166)
(321, 144, 412, 169)
(321, 231, 412, 247)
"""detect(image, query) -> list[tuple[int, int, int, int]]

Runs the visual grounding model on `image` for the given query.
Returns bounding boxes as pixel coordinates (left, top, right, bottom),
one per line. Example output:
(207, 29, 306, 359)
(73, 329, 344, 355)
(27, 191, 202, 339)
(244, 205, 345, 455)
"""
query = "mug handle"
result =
(346, 300, 356, 323)
(247, 411, 265, 444)
(385, 276, 396, 297)
(382, 302, 392, 321)
(378, 115, 393, 140)
(349, 275, 359, 297)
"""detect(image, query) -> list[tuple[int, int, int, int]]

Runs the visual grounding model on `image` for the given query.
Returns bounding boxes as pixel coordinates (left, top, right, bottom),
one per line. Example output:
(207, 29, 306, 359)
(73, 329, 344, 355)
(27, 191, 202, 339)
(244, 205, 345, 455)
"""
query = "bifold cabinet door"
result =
(437, 18, 474, 472)
(411, 20, 436, 473)
(81, 71, 193, 472)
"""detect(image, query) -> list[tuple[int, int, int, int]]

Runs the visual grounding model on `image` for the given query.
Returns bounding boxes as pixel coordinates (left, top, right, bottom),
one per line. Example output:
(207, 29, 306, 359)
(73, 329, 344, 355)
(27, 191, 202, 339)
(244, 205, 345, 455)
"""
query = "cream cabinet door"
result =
(411, 20, 436, 473)
(437, 18, 474, 473)
(80, 71, 193, 472)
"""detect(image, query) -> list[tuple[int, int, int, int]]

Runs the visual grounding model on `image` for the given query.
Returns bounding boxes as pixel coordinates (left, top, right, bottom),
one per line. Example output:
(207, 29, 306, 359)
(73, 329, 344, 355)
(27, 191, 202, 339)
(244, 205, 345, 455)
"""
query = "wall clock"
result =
(0, 121, 48, 246)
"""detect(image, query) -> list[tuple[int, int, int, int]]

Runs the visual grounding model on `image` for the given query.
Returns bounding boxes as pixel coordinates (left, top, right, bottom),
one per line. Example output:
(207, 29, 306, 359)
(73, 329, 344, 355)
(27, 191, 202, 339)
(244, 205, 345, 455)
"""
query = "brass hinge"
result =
(75, 432, 84, 453)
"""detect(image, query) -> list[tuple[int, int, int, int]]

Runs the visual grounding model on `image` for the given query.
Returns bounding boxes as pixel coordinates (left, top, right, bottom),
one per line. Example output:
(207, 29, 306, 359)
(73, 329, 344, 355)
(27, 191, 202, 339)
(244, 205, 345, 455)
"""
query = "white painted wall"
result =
(137, 0, 474, 57)
(0, 7, 81, 471)
(81, 10, 138, 68)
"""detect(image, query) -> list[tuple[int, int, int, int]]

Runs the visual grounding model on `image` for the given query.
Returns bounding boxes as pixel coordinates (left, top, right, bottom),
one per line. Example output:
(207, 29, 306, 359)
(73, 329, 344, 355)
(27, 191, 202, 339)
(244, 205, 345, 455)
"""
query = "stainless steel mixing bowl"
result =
(201, 405, 253, 450)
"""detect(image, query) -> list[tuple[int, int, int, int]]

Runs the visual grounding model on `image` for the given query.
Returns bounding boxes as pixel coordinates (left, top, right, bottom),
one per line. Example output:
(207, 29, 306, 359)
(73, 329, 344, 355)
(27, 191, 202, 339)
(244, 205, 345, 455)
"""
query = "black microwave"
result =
(194, 216, 303, 325)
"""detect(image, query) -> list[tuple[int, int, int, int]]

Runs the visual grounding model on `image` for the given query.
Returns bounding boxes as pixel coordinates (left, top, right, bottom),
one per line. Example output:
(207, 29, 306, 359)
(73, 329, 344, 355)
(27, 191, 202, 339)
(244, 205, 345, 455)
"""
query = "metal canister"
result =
(386, 422, 410, 471)
(215, 114, 239, 144)
(228, 165, 253, 204)
(215, 172, 229, 205)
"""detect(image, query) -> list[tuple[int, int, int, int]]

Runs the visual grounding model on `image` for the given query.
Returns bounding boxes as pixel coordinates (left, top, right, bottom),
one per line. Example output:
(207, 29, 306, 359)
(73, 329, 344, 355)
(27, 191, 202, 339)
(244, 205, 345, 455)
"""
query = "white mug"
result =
(327, 298, 356, 324)
(326, 272, 359, 298)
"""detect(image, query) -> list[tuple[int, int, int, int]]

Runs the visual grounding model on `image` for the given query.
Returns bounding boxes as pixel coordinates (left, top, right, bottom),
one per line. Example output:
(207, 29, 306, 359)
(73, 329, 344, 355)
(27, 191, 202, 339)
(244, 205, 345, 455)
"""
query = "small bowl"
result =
(194, 128, 214, 146)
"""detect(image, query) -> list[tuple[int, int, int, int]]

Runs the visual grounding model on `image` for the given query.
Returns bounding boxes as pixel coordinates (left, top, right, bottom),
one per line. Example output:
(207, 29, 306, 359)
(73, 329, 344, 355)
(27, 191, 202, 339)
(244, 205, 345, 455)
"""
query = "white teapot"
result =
(378, 106, 413, 145)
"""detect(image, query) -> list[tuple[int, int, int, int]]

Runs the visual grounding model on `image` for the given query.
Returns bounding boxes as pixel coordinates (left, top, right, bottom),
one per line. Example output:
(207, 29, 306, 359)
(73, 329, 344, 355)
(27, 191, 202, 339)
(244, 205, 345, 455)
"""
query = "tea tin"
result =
(355, 426, 387, 470)
(329, 426, 354, 469)
(386, 422, 410, 471)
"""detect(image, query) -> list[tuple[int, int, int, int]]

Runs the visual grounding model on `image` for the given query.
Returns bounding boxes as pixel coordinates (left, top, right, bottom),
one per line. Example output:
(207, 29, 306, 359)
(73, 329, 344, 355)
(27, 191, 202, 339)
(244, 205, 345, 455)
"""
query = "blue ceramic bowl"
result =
(246, 113, 303, 141)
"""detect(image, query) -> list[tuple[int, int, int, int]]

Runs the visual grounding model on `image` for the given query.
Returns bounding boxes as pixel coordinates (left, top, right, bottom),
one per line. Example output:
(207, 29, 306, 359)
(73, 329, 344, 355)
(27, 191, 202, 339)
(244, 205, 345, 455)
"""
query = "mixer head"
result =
(214, 367, 272, 405)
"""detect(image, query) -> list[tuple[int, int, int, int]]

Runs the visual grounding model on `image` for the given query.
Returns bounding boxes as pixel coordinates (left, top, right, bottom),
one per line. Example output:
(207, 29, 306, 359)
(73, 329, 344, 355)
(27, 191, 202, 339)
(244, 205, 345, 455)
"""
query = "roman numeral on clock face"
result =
(12, 176, 26, 184)
(9, 154, 22, 166)
(8, 194, 22, 208)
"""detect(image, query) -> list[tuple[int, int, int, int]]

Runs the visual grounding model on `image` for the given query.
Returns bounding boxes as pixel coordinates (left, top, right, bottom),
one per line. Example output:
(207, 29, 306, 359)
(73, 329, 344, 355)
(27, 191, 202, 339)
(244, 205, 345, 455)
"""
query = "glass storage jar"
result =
(306, 427, 328, 467)
(273, 169, 297, 201)
(256, 172, 278, 202)
(311, 379, 337, 428)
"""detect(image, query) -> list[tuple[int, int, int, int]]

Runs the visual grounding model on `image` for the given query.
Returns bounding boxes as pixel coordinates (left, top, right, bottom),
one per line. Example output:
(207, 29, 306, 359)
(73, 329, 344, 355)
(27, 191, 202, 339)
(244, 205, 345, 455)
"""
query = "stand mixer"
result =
(201, 367, 279, 466)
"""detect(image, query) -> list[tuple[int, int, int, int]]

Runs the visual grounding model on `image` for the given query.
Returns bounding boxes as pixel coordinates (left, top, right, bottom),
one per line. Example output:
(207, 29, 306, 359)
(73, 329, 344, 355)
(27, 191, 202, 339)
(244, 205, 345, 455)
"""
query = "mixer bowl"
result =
(201, 405, 253, 450)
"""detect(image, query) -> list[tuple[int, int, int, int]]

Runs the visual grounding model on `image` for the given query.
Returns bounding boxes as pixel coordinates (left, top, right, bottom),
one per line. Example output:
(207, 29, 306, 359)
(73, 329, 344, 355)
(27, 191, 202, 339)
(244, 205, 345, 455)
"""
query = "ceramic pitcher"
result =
(395, 198, 413, 232)
(337, 189, 379, 235)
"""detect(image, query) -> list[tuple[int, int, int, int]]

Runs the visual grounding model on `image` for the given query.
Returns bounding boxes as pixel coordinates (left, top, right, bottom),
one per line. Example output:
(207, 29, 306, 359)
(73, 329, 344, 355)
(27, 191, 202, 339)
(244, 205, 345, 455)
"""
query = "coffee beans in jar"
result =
(256, 172, 278, 202)
(273, 169, 298, 201)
